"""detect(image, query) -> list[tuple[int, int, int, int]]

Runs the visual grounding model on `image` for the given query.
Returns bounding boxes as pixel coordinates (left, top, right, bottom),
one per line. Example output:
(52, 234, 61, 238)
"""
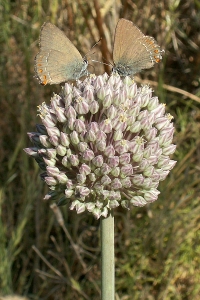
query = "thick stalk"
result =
(101, 211, 115, 300)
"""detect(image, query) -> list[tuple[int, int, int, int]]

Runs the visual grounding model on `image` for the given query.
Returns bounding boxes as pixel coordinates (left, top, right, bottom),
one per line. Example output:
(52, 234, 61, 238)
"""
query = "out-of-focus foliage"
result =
(0, 0, 199, 299)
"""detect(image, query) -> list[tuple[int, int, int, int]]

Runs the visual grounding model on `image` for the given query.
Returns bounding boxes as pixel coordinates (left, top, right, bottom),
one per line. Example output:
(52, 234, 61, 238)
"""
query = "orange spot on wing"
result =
(41, 75, 48, 85)
(154, 57, 161, 63)
(146, 39, 154, 45)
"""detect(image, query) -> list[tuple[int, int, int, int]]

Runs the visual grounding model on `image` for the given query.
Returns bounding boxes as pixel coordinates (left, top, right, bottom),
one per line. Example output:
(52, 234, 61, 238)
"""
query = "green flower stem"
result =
(101, 211, 115, 300)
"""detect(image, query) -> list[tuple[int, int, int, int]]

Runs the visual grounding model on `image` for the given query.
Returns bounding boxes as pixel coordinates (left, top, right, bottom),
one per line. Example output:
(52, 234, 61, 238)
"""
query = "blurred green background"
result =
(0, 0, 200, 299)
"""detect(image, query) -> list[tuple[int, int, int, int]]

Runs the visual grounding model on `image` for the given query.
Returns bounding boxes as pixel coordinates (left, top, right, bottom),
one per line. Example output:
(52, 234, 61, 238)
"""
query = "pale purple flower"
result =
(24, 73, 176, 219)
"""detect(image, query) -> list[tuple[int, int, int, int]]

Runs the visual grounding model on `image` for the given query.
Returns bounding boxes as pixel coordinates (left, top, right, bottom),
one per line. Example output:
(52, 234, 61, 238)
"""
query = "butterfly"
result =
(112, 18, 164, 76)
(35, 22, 88, 85)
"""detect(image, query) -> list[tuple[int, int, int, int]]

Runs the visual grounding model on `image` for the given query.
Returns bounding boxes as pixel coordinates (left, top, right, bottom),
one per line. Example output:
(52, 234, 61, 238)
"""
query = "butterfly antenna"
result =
(102, 56, 113, 66)
(92, 60, 112, 67)
(92, 54, 113, 67)
(84, 38, 113, 69)
(84, 38, 102, 60)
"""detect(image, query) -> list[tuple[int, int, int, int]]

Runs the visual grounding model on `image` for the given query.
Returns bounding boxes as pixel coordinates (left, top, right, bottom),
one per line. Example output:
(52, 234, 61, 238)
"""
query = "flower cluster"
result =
(24, 73, 176, 219)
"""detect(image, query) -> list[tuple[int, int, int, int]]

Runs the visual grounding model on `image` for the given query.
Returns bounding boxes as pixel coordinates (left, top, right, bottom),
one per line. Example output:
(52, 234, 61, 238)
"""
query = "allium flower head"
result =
(24, 73, 176, 219)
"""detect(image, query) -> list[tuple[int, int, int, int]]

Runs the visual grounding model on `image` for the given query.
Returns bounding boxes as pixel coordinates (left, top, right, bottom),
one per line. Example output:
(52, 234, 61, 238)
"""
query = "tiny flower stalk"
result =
(24, 73, 176, 299)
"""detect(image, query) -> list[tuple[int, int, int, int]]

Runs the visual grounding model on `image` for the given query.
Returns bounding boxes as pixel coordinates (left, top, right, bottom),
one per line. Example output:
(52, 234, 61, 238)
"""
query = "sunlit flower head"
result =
(24, 73, 176, 219)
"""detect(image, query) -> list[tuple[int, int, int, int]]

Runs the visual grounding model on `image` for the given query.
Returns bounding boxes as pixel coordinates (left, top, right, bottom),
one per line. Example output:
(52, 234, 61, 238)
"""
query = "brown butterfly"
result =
(112, 18, 164, 76)
(35, 22, 88, 85)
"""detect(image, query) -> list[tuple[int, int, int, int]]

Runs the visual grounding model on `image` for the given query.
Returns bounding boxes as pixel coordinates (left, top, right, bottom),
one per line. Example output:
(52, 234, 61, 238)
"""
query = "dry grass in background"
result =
(0, 0, 200, 299)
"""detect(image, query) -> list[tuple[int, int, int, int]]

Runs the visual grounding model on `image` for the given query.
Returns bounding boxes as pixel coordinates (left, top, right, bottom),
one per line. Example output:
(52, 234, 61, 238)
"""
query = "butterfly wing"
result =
(113, 19, 163, 76)
(35, 22, 88, 84)
(113, 19, 143, 64)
